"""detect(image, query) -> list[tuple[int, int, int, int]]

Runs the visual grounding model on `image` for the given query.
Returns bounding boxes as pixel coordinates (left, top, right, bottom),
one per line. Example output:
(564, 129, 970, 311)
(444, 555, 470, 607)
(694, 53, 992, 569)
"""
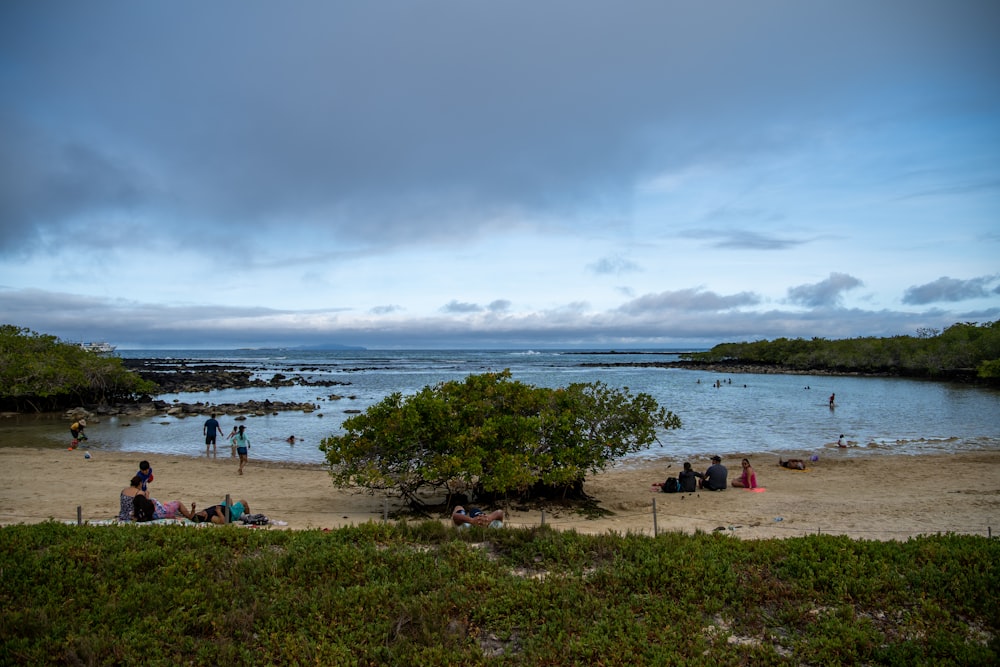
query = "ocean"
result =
(3, 349, 999, 465)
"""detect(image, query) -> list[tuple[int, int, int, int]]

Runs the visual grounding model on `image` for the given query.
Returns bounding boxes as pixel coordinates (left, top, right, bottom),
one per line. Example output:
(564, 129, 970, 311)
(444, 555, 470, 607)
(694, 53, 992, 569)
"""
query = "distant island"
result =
(288, 343, 367, 351)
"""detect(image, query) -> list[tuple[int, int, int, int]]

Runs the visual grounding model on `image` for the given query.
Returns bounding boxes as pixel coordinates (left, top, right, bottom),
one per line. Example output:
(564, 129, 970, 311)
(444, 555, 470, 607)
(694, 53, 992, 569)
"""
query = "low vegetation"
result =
(0, 324, 157, 412)
(320, 370, 681, 505)
(1, 522, 996, 665)
(683, 321, 1000, 381)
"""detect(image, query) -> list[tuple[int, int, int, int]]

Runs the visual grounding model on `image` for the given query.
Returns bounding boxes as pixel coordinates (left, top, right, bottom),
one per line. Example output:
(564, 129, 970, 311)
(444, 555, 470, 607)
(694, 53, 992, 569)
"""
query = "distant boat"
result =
(80, 341, 116, 354)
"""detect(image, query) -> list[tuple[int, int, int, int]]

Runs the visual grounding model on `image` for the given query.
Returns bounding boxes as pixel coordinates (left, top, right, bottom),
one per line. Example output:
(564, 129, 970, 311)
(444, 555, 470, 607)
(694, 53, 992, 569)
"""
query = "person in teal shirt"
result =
(231, 425, 250, 475)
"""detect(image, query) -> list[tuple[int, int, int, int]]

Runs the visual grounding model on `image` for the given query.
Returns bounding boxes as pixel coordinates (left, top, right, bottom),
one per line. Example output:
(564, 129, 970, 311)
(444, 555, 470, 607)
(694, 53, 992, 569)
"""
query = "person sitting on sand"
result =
(779, 458, 807, 470)
(731, 458, 758, 488)
(678, 462, 702, 492)
(191, 499, 250, 524)
(119, 475, 145, 521)
(699, 456, 728, 491)
(451, 505, 504, 528)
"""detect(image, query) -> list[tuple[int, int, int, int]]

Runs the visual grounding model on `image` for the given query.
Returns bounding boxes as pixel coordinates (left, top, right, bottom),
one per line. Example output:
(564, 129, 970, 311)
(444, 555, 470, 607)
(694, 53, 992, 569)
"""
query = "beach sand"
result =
(2, 446, 998, 540)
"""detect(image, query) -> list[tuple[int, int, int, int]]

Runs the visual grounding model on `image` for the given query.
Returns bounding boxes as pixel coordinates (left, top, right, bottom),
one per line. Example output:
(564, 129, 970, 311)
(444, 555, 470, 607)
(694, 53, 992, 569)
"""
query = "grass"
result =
(1, 522, 997, 665)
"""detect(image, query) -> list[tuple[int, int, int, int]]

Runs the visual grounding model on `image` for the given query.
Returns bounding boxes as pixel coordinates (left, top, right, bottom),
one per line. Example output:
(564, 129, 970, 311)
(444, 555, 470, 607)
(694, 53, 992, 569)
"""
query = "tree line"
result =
(682, 321, 1000, 381)
(0, 325, 157, 412)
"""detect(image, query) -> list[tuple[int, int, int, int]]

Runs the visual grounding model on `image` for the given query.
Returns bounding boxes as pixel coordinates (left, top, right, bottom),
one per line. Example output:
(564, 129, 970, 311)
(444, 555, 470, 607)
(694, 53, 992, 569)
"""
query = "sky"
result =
(1, 1, 998, 350)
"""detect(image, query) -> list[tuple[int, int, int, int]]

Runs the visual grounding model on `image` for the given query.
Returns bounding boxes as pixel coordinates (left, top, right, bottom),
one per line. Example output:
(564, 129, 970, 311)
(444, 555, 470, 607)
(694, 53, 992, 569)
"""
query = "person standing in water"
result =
(231, 425, 250, 475)
(829, 393, 836, 408)
(203, 413, 224, 455)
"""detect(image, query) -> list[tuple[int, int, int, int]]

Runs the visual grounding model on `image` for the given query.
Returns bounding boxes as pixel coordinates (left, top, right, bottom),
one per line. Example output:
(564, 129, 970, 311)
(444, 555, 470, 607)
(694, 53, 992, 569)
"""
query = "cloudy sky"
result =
(1, 1, 998, 349)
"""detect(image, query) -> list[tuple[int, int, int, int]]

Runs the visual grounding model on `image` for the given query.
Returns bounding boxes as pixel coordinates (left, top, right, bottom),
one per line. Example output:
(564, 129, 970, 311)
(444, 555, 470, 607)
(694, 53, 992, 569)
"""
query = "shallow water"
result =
(3, 349, 999, 465)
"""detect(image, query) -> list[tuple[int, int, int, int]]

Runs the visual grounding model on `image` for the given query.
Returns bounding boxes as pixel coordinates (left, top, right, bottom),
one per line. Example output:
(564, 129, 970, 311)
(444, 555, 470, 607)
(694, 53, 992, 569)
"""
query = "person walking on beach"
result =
(226, 425, 239, 457)
(231, 425, 250, 475)
(203, 414, 224, 455)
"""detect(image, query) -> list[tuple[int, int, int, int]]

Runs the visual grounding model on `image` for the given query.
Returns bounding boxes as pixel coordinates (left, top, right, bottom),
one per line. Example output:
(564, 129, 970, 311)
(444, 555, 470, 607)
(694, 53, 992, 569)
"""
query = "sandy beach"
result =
(1, 446, 998, 540)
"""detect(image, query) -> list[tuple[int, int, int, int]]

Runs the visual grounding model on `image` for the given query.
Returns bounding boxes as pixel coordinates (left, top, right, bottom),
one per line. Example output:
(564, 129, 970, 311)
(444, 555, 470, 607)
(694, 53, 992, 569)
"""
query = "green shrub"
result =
(1, 523, 996, 665)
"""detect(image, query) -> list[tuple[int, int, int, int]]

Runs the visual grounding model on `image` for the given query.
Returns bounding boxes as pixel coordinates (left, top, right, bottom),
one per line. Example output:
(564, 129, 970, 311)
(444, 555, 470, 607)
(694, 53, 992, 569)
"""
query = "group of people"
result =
(117, 458, 251, 524)
(654, 456, 759, 492)
(203, 415, 251, 474)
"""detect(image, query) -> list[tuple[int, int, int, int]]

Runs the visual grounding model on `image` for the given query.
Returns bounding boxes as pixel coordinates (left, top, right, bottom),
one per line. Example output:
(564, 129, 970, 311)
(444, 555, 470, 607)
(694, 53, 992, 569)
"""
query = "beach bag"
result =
(241, 513, 269, 526)
(661, 477, 680, 494)
(133, 495, 155, 522)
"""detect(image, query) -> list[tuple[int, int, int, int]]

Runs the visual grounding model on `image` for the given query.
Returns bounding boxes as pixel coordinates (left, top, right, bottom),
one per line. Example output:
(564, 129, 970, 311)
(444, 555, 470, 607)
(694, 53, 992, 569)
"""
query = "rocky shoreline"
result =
(62, 358, 362, 423)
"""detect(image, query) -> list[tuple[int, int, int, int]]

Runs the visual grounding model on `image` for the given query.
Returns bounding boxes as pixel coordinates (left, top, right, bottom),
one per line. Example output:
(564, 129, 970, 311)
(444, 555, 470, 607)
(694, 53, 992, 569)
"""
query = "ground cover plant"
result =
(1, 522, 996, 665)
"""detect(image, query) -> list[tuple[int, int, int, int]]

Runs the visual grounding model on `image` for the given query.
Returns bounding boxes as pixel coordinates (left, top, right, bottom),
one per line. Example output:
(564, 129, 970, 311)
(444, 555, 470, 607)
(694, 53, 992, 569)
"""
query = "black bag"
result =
(661, 477, 680, 493)
(241, 513, 269, 525)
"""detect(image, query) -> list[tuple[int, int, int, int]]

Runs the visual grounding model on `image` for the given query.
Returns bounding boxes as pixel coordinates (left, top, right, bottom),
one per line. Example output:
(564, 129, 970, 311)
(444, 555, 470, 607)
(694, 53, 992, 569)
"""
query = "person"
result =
(451, 505, 504, 528)
(731, 458, 757, 488)
(779, 458, 806, 470)
(203, 414, 224, 455)
(231, 425, 250, 475)
(69, 419, 87, 449)
(226, 425, 240, 457)
(191, 499, 251, 524)
(132, 493, 157, 522)
(285, 435, 297, 444)
(838, 434, 846, 448)
(119, 475, 145, 521)
(700, 455, 728, 491)
(829, 393, 836, 408)
(678, 462, 702, 492)
(150, 497, 195, 521)
(136, 460, 154, 491)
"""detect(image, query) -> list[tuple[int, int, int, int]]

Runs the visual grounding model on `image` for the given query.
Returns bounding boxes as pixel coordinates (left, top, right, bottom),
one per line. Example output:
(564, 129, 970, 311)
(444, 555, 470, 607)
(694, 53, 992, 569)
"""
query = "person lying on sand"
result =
(451, 505, 504, 528)
(779, 458, 806, 470)
(191, 499, 251, 524)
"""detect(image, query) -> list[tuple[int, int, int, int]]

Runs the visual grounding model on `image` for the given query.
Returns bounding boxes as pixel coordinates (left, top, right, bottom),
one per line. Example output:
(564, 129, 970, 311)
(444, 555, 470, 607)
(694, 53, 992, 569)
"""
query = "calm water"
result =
(3, 349, 999, 465)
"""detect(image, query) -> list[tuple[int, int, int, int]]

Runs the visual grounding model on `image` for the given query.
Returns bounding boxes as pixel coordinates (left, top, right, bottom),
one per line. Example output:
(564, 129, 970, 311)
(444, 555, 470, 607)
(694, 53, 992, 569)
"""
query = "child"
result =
(231, 426, 250, 475)
(136, 460, 154, 491)
(69, 419, 87, 449)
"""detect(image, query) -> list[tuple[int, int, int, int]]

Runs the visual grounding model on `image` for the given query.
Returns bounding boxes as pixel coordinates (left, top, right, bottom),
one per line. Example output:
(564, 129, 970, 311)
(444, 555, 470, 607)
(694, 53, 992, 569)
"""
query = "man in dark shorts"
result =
(700, 455, 728, 491)
(203, 414, 223, 455)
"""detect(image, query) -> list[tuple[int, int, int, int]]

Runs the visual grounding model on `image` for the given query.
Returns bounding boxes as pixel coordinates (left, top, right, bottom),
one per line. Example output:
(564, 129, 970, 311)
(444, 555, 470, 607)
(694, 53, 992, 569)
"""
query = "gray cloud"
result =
(6, 286, 995, 350)
(488, 300, 512, 313)
(787, 272, 863, 308)
(588, 256, 642, 275)
(618, 288, 761, 315)
(902, 275, 1000, 305)
(442, 300, 483, 314)
(680, 228, 808, 251)
(4, 1, 996, 257)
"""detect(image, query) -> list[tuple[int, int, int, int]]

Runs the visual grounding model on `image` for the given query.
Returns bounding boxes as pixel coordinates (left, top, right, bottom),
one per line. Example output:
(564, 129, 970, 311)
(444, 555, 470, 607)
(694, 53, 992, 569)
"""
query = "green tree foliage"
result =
(0, 324, 157, 411)
(320, 370, 681, 504)
(685, 321, 1000, 380)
